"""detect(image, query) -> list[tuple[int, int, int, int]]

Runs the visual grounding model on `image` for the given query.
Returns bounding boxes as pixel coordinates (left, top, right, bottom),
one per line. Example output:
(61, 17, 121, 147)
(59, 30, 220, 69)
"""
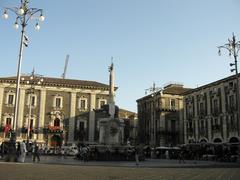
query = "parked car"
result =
(61, 144, 79, 156)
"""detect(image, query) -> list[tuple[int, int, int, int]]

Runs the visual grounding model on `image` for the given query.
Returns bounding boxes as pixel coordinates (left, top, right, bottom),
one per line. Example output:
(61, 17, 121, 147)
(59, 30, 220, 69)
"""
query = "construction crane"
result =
(61, 54, 69, 79)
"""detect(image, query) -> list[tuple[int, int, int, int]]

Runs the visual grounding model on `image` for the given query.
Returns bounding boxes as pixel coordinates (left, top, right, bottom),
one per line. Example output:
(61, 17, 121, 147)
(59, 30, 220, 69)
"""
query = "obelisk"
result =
(98, 61, 124, 145)
(108, 61, 115, 118)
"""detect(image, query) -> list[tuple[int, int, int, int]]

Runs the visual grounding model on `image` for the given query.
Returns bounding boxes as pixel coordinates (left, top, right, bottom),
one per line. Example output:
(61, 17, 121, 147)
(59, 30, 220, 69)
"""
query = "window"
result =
(230, 115, 234, 128)
(28, 95, 37, 107)
(200, 102, 204, 115)
(8, 94, 14, 105)
(54, 118, 60, 127)
(189, 121, 192, 129)
(53, 95, 63, 109)
(170, 99, 176, 109)
(79, 121, 85, 131)
(100, 100, 106, 107)
(54, 97, 63, 109)
(213, 99, 218, 113)
(171, 120, 176, 132)
(6, 118, 11, 125)
(98, 99, 107, 109)
(31, 96, 35, 106)
(80, 99, 87, 110)
(78, 97, 88, 111)
(229, 95, 234, 108)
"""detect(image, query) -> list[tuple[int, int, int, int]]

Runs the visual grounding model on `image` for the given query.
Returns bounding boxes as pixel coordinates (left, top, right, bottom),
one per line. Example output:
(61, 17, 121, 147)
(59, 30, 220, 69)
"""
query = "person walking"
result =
(135, 146, 139, 166)
(18, 141, 27, 163)
(32, 143, 40, 162)
(178, 150, 185, 164)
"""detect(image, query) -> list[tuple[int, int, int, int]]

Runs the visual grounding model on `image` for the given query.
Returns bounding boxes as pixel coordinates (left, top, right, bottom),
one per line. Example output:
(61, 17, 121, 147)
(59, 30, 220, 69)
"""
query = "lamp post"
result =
(218, 33, 240, 136)
(145, 83, 162, 147)
(22, 70, 43, 145)
(2, 0, 45, 139)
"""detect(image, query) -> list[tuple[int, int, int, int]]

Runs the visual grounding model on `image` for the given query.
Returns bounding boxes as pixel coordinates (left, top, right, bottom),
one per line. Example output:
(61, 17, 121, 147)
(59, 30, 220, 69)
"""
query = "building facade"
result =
(137, 84, 190, 147)
(183, 75, 240, 144)
(0, 76, 110, 146)
(118, 109, 138, 145)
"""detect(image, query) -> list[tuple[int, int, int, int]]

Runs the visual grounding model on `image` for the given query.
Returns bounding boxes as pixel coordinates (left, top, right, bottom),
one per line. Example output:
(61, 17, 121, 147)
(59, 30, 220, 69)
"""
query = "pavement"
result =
(1, 155, 240, 168)
(0, 156, 240, 180)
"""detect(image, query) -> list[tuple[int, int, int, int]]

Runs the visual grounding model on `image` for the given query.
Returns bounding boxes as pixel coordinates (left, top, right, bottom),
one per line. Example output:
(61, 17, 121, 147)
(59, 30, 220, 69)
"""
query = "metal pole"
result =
(233, 53, 240, 136)
(13, 20, 26, 133)
(153, 96, 156, 146)
(218, 33, 240, 137)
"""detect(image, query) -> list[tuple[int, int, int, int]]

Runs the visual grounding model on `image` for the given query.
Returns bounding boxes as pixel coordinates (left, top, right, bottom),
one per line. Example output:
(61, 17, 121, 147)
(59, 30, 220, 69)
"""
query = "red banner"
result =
(4, 124, 11, 134)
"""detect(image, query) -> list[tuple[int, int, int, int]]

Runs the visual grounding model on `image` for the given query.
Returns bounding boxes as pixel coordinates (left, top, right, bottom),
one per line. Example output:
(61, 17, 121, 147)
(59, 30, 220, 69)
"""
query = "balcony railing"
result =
(43, 126, 63, 134)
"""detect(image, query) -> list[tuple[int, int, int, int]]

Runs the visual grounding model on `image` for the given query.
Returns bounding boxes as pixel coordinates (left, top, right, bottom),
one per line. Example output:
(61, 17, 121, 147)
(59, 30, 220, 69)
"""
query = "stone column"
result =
(150, 101, 154, 145)
(0, 87, 4, 124)
(182, 98, 187, 144)
(17, 89, 25, 137)
(38, 89, 46, 141)
(220, 85, 227, 142)
(89, 93, 96, 143)
(193, 95, 199, 141)
(69, 92, 76, 143)
(179, 98, 184, 144)
(206, 90, 212, 141)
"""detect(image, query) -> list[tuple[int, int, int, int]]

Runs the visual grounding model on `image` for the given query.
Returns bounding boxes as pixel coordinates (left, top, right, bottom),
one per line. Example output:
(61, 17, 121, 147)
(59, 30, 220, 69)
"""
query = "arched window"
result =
(229, 137, 239, 143)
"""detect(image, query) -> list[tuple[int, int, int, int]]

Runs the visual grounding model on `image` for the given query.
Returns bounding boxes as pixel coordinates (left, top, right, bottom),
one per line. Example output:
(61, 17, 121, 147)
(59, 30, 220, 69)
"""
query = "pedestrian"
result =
(135, 146, 139, 166)
(178, 150, 185, 164)
(16, 142, 21, 159)
(18, 141, 27, 163)
(81, 145, 89, 162)
(32, 143, 40, 162)
(165, 150, 169, 159)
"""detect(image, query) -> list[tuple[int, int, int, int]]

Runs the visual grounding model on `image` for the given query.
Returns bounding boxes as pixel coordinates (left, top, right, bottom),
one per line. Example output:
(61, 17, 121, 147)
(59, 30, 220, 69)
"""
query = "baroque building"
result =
(137, 83, 190, 147)
(0, 75, 110, 146)
(183, 74, 240, 144)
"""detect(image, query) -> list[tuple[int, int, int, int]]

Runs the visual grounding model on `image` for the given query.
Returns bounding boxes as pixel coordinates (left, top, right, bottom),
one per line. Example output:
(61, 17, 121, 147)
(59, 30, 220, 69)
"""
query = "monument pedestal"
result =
(99, 118, 125, 145)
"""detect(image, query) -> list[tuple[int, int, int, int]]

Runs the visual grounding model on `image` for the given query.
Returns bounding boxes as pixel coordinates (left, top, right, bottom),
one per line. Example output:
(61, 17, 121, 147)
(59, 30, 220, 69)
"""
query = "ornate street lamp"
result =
(218, 33, 240, 136)
(2, 0, 45, 139)
(21, 70, 43, 145)
(145, 83, 162, 147)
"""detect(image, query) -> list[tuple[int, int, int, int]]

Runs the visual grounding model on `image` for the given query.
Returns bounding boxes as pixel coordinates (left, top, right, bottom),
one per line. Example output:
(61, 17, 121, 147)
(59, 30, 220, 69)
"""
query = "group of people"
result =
(0, 140, 41, 163)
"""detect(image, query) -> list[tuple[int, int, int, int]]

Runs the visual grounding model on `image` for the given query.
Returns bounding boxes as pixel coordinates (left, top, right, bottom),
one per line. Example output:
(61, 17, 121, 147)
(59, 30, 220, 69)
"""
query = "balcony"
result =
(44, 126, 63, 134)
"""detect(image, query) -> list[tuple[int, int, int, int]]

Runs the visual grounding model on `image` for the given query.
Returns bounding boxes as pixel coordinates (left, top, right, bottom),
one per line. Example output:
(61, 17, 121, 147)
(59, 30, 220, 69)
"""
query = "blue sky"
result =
(0, 0, 240, 112)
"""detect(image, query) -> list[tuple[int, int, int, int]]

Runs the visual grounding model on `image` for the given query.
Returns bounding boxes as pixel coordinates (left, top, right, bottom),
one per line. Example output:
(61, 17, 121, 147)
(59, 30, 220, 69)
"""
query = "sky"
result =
(0, 0, 240, 113)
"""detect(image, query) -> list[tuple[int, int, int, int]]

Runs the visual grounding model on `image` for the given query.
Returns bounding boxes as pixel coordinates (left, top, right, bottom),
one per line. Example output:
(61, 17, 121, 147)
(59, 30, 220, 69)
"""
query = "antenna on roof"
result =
(61, 54, 69, 79)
